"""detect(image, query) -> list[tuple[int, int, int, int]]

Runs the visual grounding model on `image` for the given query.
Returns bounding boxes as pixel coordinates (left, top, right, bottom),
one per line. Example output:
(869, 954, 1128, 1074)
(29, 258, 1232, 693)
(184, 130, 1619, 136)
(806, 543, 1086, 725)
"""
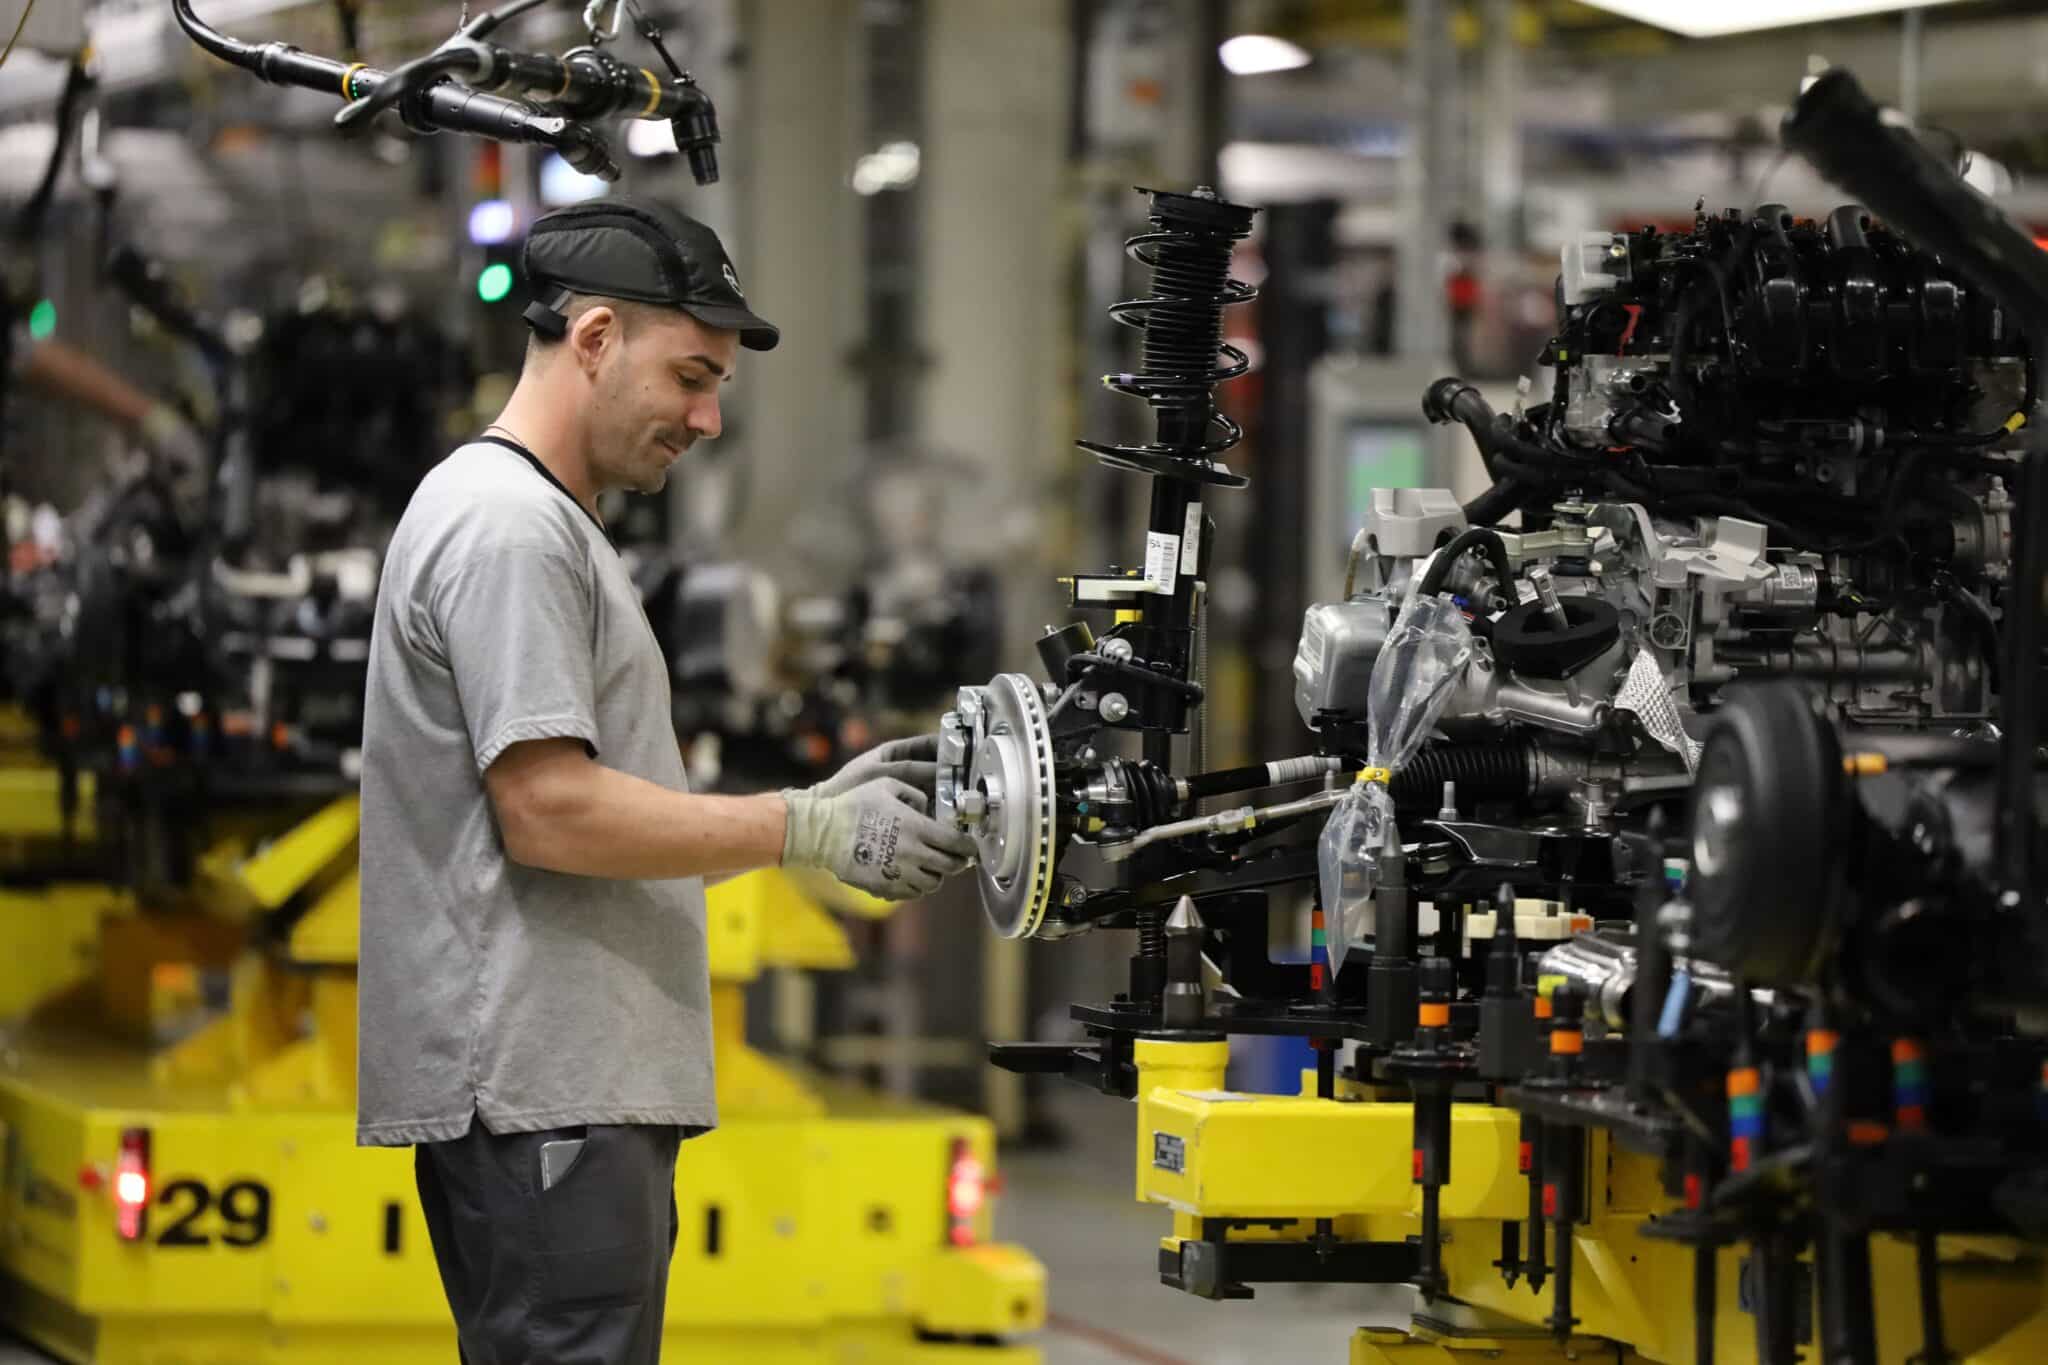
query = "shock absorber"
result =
(1078, 187, 1259, 481)
(1074, 185, 1258, 1008)
(1073, 184, 1258, 735)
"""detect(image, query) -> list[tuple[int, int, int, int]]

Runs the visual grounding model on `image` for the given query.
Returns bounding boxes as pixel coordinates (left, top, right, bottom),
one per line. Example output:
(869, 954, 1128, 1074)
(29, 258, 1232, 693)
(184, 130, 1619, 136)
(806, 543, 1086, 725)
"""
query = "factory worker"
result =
(356, 196, 977, 1365)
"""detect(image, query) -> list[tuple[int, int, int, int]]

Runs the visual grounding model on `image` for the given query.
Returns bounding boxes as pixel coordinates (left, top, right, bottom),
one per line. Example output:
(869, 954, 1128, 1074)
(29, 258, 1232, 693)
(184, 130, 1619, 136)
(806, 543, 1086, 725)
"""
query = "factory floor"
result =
(1002, 1090, 1406, 1365)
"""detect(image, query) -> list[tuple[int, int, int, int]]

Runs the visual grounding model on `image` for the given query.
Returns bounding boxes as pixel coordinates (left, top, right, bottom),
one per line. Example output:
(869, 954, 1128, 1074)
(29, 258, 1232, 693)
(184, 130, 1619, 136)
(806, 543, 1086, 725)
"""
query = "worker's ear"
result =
(567, 303, 623, 379)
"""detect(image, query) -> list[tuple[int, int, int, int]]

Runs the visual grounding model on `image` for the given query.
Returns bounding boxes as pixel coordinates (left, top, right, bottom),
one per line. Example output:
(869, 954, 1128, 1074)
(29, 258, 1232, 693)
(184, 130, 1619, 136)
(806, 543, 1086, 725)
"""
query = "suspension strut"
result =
(1077, 187, 1259, 482)
(1072, 186, 1257, 1004)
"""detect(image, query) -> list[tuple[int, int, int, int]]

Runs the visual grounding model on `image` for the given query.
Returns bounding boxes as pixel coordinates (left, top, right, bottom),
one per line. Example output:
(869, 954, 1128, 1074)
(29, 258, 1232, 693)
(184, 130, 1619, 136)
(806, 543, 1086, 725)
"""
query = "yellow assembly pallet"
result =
(0, 787, 1045, 1365)
(1123, 1037, 2047, 1365)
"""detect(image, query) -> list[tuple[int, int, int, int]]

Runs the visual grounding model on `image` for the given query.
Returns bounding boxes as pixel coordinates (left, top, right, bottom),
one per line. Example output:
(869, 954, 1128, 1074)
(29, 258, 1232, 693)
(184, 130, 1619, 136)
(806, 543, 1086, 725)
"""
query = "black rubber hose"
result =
(1425, 378, 1584, 475)
(1424, 378, 1503, 478)
(1416, 527, 1516, 604)
(1427, 377, 1624, 530)
(11, 56, 91, 243)
(1462, 477, 1527, 527)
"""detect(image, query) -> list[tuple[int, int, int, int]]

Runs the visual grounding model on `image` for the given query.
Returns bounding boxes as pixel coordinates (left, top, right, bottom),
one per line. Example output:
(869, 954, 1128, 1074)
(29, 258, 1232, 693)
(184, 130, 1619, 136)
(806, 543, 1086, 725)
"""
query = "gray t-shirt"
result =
(356, 439, 714, 1147)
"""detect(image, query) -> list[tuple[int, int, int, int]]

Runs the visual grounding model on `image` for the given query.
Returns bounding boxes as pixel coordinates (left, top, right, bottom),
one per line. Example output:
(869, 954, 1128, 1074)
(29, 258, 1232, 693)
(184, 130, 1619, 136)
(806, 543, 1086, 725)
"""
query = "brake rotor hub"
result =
(936, 673, 1057, 939)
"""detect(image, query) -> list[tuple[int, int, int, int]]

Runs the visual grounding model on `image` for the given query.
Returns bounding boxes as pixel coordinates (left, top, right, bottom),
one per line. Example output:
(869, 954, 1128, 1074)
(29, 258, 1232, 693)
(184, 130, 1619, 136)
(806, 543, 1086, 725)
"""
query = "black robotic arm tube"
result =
(176, 0, 367, 93)
(173, 0, 702, 181)
(177, 0, 562, 143)
(1783, 72, 2048, 342)
(1782, 67, 2045, 903)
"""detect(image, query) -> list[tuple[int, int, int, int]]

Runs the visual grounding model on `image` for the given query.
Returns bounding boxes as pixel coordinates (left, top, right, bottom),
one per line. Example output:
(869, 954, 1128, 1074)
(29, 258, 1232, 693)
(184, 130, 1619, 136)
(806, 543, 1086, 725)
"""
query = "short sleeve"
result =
(433, 544, 600, 773)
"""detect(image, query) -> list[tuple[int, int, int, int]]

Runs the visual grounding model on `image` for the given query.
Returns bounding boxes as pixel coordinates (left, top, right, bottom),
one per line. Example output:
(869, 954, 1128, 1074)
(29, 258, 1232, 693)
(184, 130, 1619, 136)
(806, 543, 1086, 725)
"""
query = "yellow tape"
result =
(1355, 767, 1392, 785)
(639, 68, 664, 117)
(2005, 411, 2028, 433)
(341, 62, 368, 99)
(1842, 752, 1888, 776)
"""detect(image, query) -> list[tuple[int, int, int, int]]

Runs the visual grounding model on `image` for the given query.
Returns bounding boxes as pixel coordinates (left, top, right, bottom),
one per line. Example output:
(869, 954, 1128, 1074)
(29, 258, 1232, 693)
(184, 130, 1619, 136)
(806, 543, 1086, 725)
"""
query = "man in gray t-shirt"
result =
(358, 197, 976, 1365)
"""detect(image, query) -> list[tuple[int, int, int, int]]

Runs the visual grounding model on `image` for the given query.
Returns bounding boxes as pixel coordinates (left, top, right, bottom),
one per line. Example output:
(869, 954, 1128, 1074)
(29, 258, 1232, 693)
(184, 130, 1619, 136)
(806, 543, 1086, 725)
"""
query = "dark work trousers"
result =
(414, 1115, 683, 1365)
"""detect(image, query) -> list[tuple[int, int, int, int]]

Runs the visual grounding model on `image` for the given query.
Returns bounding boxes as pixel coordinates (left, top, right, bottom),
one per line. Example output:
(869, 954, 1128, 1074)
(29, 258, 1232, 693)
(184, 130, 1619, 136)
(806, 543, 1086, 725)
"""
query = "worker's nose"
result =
(687, 393, 722, 442)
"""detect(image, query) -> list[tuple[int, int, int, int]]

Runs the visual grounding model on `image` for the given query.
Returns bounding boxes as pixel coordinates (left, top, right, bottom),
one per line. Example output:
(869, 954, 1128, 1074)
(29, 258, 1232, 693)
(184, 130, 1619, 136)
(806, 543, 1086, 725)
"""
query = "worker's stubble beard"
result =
(584, 344, 675, 497)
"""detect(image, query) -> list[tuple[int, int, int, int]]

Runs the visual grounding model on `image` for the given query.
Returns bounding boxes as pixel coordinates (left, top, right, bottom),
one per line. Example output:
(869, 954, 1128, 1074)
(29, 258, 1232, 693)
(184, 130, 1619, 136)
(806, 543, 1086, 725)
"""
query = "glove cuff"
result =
(139, 403, 183, 449)
(779, 787, 817, 867)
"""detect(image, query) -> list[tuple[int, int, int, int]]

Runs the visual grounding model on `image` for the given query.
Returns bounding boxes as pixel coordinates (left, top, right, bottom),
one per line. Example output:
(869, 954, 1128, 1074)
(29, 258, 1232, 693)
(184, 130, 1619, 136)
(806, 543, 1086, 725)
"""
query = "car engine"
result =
(1297, 203, 2025, 838)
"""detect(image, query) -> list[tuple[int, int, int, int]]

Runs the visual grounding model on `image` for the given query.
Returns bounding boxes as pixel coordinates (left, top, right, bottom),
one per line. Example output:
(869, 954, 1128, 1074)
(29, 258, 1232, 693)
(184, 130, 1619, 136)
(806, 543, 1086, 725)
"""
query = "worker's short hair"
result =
(524, 292, 660, 355)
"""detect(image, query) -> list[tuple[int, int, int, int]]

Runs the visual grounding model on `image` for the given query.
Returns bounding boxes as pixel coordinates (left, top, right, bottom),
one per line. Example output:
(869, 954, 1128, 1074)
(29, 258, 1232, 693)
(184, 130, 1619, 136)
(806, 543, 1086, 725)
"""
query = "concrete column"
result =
(921, 0, 1070, 634)
(1478, 0, 1522, 263)
(921, 0, 1069, 491)
(1156, 0, 1228, 190)
(1396, 0, 1454, 361)
(921, 0, 1071, 1136)
(731, 0, 861, 561)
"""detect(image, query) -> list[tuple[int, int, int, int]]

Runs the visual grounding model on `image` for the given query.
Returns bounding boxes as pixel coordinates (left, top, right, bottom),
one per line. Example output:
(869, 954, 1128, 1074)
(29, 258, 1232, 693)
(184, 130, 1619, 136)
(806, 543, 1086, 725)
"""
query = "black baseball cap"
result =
(520, 196, 779, 351)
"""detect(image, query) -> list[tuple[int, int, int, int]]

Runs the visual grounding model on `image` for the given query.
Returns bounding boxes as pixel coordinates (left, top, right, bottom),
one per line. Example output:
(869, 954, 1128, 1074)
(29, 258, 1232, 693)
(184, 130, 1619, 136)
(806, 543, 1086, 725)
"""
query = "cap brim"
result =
(681, 302, 781, 352)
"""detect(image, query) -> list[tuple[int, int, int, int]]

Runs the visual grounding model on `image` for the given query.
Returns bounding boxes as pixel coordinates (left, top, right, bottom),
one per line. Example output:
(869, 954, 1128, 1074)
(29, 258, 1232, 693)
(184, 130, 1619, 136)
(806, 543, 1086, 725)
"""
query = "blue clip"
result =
(1658, 971, 1692, 1039)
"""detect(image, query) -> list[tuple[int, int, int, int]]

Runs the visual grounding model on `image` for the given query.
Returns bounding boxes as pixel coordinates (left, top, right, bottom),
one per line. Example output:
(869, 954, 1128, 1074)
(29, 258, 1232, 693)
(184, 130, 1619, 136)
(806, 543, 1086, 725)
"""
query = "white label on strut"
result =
(1180, 502, 1204, 575)
(1144, 532, 1180, 594)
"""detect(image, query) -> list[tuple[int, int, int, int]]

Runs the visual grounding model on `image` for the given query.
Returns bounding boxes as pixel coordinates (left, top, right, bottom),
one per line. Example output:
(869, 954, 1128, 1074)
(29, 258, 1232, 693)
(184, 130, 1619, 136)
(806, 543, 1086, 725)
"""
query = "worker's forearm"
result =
(503, 762, 788, 880)
(21, 341, 156, 429)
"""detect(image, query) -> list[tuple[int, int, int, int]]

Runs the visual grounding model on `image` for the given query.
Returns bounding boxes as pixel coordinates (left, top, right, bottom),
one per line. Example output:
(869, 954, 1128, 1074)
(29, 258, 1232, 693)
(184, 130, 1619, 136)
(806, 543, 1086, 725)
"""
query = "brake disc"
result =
(936, 672, 1057, 939)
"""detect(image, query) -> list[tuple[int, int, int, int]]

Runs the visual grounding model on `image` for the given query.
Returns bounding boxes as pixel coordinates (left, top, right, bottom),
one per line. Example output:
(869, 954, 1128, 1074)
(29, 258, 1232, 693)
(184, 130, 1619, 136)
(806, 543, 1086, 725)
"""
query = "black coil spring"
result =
(1137, 906, 1166, 959)
(1077, 187, 1259, 484)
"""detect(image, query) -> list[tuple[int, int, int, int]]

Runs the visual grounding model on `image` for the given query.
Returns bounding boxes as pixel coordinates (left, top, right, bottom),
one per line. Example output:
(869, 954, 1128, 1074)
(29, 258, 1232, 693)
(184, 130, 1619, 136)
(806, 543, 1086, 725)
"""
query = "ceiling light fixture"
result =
(1576, 0, 1965, 39)
(1219, 33, 1311, 76)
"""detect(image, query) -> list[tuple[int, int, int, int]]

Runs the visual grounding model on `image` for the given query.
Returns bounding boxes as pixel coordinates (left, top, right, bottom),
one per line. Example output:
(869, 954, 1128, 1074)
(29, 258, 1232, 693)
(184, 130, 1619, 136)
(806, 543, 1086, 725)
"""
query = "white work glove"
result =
(782, 777, 977, 901)
(809, 734, 940, 800)
(139, 403, 207, 477)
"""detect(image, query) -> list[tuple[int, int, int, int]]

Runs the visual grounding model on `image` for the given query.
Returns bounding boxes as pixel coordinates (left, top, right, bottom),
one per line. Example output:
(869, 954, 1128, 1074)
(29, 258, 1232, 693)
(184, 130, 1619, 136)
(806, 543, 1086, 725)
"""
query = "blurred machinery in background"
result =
(0, 84, 1043, 1362)
(637, 456, 1003, 793)
(942, 68, 2048, 1364)
(2, 244, 463, 888)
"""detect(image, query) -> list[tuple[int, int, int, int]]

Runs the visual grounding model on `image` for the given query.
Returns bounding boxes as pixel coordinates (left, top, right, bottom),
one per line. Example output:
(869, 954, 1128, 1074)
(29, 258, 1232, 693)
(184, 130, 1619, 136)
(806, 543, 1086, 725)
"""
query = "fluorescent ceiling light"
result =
(850, 141, 921, 196)
(1575, 0, 1966, 38)
(1219, 34, 1311, 76)
(467, 199, 517, 246)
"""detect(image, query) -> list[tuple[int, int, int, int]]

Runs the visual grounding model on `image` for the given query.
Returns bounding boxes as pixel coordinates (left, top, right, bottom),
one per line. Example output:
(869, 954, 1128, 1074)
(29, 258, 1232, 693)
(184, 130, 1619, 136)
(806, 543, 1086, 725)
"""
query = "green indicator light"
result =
(28, 299, 57, 341)
(476, 262, 515, 303)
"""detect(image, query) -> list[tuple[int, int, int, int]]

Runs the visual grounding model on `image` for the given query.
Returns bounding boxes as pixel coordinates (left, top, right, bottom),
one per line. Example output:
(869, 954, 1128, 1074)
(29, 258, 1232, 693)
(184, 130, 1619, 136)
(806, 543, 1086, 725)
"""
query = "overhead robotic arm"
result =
(174, 0, 720, 184)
